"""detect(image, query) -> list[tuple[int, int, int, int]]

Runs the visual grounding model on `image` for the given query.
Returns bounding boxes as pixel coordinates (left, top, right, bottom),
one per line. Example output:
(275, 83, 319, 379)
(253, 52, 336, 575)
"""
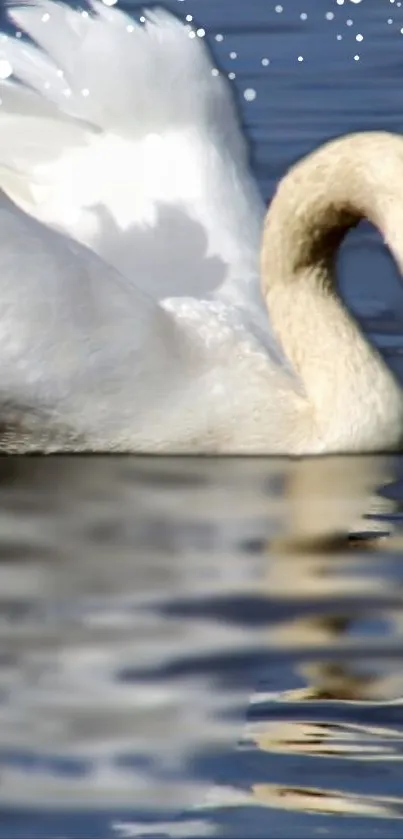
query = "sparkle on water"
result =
(243, 87, 257, 101)
(169, 0, 402, 101)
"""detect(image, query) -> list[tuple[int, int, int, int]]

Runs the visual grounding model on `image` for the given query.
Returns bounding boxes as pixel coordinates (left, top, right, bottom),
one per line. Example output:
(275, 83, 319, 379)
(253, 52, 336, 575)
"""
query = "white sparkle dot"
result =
(261, 57, 270, 65)
(81, 88, 89, 97)
(229, 51, 237, 59)
(56, 69, 64, 77)
(356, 33, 363, 41)
(126, 24, 134, 32)
(325, 12, 334, 20)
(388, 17, 393, 23)
(102, 0, 118, 5)
(297, 55, 304, 61)
(300, 13, 308, 20)
(346, 18, 353, 26)
(215, 33, 224, 41)
(354, 54, 360, 60)
(336, 0, 344, 4)
(188, 30, 196, 39)
(139, 16, 145, 23)
(244, 87, 257, 101)
(228, 71, 236, 79)
(81, 10, 89, 17)
(0, 59, 12, 80)
(337, 34, 343, 39)
(196, 28, 205, 37)
(211, 68, 219, 76)
(186, 14, 193, 21)
(350, 0, 363, 3)
(15, 31, 22, 38)
(275, 5, 283, 12)
(41, 12, 50, 22)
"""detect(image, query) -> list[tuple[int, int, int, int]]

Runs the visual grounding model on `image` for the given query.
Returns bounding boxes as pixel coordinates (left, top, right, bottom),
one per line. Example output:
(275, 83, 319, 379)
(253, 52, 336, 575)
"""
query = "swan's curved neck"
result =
(261, 131, 403, 452)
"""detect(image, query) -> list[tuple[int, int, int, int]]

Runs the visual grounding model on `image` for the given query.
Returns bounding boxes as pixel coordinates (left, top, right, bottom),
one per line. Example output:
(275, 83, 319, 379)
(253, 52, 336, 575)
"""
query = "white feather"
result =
(0, 2, 297, 453)
(0, 1, 267, 314)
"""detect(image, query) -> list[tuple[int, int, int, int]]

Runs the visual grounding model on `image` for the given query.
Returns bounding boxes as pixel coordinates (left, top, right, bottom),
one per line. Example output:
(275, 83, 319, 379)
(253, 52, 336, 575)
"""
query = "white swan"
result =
(0, 1, 401, 453)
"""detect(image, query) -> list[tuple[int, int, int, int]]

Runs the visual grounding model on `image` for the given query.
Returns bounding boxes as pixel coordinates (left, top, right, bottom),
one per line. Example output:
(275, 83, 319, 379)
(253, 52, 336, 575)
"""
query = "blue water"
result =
(1, 1, 403, 838)
(1, 455, 403, 839)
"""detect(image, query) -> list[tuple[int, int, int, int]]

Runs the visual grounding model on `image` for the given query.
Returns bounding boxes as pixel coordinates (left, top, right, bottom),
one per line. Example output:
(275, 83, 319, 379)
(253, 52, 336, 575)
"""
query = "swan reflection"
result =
(214, 455, 403, 826)
(0, 455, 400, 833)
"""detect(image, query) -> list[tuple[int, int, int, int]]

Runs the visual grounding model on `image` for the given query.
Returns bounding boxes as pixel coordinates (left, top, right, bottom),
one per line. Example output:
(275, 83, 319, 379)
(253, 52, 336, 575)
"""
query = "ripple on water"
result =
(0, 456, 401, 837)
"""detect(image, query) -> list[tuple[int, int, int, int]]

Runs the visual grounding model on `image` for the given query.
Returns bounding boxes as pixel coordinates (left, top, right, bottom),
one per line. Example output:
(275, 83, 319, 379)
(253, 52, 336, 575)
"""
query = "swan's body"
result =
(0, 1, 400, 453)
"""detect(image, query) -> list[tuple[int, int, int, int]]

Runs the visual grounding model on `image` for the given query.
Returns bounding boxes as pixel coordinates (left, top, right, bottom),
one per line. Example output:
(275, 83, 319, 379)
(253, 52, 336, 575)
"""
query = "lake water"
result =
(1, 455, 403, 839)
(1, 0, 403, 837)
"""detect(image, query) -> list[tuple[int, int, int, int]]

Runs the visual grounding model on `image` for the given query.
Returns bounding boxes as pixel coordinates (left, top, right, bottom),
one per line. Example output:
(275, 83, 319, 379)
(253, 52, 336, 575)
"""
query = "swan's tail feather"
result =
(0, 1, 237, 138)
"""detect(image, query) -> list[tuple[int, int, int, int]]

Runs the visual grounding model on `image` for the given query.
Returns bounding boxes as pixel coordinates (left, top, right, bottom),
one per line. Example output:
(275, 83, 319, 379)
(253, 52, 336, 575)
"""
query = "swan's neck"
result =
(261, 132, 403, 453)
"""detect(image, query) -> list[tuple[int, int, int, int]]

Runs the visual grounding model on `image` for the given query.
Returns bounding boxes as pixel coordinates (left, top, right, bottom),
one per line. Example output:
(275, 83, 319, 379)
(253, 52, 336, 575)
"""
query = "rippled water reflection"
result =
(0, 456, 401, 837)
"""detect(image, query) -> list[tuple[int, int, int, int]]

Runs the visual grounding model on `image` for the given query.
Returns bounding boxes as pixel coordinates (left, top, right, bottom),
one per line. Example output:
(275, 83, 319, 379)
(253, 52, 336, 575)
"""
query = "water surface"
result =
(0, 455, 403, 838)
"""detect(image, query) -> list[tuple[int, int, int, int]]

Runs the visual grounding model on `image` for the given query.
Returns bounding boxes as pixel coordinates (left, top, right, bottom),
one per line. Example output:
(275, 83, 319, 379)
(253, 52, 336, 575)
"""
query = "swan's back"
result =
(0, 1, 267, 315)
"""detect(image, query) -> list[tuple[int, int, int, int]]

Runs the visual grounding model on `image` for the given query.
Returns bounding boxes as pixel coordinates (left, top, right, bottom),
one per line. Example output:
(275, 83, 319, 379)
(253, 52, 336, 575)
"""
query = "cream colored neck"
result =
(261, 131, 403, 452)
